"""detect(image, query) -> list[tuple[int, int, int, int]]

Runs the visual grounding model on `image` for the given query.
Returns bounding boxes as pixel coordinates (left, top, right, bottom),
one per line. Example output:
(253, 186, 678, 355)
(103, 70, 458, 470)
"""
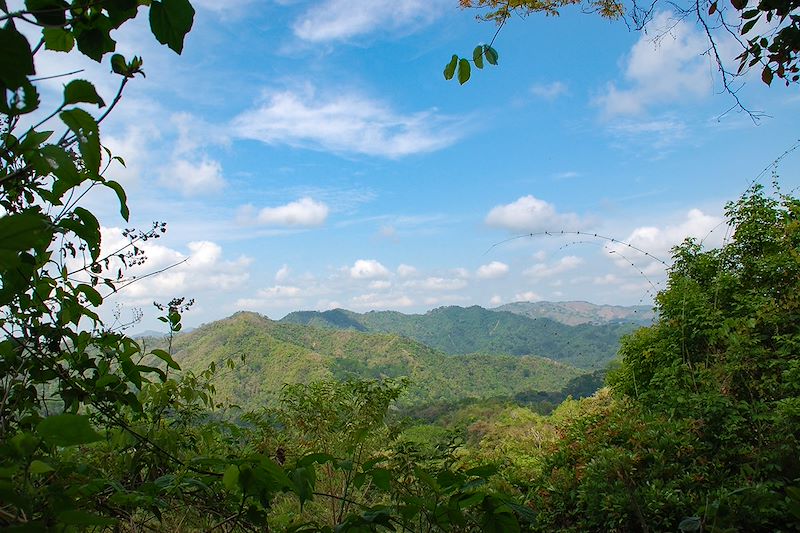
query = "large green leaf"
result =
(0, 210, 52, 251)
(103, 180, 130, 221)
(74, 16, 116, 62)
(25, 0, 68, 26)
(0, 23, 35, 89)
(443, 55, 458, 80)
(43, 27, 74, 52)
(457, 58, 471, 85)
(149, 0, 195, 54)
(37, 414, 102, 447)
(63, 79, 106, 107)
(473, 45, 484, 69)
(59, 108, 100, 174)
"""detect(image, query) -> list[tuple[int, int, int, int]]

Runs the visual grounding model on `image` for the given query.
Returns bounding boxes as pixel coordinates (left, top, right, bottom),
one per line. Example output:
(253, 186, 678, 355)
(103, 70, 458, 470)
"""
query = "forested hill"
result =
(494, 300, 654, 326)
(280, 305, 639, 369)
(166, 311, 584, 410)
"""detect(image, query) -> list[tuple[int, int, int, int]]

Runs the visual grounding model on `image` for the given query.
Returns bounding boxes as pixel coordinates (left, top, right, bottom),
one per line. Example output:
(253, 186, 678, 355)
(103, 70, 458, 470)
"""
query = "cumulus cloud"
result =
(292, 0, 446, 42)
(404, 277, 468, 291)
(486, 195, 581, 232)
(350, 259, 390, 279)
(351, 293, 414, 309)
(608, 208, 724, 264)
(524, 256, 583, 278)
(514, 291, 542, 302)
(231, 86, 463, 158)
(252, 197, 329, 227)
(397, 264, 418, 278)
(99, 228, 250, 306)
(275, 264, 291, 282)
(530, 81, 568, 100)
(595, 12, 714, 116)
(476, 261, 509, 279)
(161, 158, 225, 196)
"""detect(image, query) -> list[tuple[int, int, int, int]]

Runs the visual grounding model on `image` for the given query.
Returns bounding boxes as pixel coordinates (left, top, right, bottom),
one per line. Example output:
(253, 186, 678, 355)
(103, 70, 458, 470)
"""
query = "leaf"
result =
(76, 284, 103, 306)
(102, 178, 130, 221)
(678, 516, 702, 532)
(25, 0, 67, 26)
(465, 464, 498, 478)
(762, 66, 773, 85)
(149, 0, 195, 54)
(43, 28, 74, 52)
(150, 348, 181, 370)
(37, 414, 102, 447)
(29, 460, 54, 475)
(484, 45, 499, 65)
(708, 1, 717, 14)
(444, 54, 458, 80)
(75, 18, 117, 62)
(741, 17, 758, 34)
(63, 79, 106, 107)
(473, 45, 484, 69)
(59, 108, 100, 174)
(457, 58, 471, 85)
(0, 210, 52, 251)
(0, 24, 35, 89)
(223, 464, 239, 491)
(73, 206, 102, 260)
(370, 468, 391, 491)
(290, 466, 316, 508)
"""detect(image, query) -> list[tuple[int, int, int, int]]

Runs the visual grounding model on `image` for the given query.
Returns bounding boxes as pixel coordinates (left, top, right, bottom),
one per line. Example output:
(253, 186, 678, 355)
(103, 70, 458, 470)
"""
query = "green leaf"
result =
(43, 28, 74, 52)
(291, 466, 316, 508)
(0, 24, 35, 89)
(473, 45, 484, 69)
(111, 53, 128, 76)
(149, 0, 195, 54)
(57, 510, 117, 526)
(29, 460, 54, 475)
(2, 80, 40, 116)
(444, 54, 458, 80)
(762, 66, 773, 85)
(34, 144, 82, 199)
(63, 79, 106, 107)
(37, 414, 102, 447)
(25, 0, 68, 25)
(457, 58, 471, 85)
(75, 17, 117, 62)
(0, 210, 52, 251)
(76, 283, 103, 306)
(370, 468, 391, 491)
(741, 17, 758, 34)
(223, 464, 239, 491)
(678, 516, 702, 532)
(73, 206, 102, 260)
(150, 348, 181, 370)
(465, 464, 498, 478)
(59, 108, 100, 174)
(484, 45, 499, 65)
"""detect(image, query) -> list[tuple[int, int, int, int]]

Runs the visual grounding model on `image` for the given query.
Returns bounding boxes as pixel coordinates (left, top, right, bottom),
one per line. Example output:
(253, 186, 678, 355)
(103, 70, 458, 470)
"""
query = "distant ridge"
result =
(281, 304, 641, 369)
(493, 300, 655, 326)
(168, 311, 585, 410)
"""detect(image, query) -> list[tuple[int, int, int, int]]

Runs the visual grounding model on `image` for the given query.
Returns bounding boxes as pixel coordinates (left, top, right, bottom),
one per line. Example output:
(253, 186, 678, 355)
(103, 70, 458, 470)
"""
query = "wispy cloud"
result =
(231, 85, 465, 158)
(292, 0, 447, 42)
(531, 81, 568, 100)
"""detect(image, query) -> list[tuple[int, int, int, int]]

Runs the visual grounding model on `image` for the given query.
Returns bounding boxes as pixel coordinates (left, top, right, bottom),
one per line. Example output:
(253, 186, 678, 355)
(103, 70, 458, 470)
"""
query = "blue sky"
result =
(23, 0, 800, 330)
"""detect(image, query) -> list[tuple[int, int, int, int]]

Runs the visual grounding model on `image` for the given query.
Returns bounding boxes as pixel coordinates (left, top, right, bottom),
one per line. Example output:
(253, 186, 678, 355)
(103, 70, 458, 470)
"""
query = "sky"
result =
(18, 0, 800, 331)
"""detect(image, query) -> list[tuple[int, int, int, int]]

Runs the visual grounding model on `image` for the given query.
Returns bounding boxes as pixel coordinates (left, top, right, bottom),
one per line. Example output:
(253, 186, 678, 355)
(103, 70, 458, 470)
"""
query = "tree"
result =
(451, 0, 799, 111)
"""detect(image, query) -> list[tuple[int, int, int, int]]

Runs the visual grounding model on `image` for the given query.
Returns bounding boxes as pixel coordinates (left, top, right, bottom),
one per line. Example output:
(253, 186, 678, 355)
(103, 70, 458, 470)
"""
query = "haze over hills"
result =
(280, 304, 639, 369)
(494, 301, 655, 326)
(166, 311, 586, 411)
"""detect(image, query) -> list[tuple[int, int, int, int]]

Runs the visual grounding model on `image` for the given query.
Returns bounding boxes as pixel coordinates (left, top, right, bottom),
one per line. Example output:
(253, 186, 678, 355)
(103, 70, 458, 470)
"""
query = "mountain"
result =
(168, 311, 584, 411)
(280, 305, 638, 369)
(493, 300, 655, 326)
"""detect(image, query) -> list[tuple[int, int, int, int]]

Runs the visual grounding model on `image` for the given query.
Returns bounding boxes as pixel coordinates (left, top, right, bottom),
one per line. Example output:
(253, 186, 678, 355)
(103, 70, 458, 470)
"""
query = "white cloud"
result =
(524, 256, 583, 278)
(232, 86, 463, 157)
(531, 81, 568, 100)
(351, 293, 414, 309)
(292, 0, 445, 42)
(257, 285, 302, 298)
(476, 261, 509, 279)
(489, 295, 503, 306)
(405, 277, 467, 291)
(607, 208, 724, 264)
(486, 195, 581, 232)
(254, 197, 330, 227)
(514, 291, 542, 302)
(275, 264, 291, 282)
(593, 273, 621, 285)
(350, 259, 390, 279)
(161, 158, 225, 196)
(369, 280, 392, 290)
(397, 264, 418, 278)
(595, 12, 714, 116)
(99, 228, 251, 306)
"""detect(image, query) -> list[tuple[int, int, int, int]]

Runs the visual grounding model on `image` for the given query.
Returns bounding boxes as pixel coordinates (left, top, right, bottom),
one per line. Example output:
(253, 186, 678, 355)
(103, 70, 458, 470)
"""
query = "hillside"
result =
(168, 311, 585, 410)
(280, 305, 638, 369)
(493, 300, 655, 326)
